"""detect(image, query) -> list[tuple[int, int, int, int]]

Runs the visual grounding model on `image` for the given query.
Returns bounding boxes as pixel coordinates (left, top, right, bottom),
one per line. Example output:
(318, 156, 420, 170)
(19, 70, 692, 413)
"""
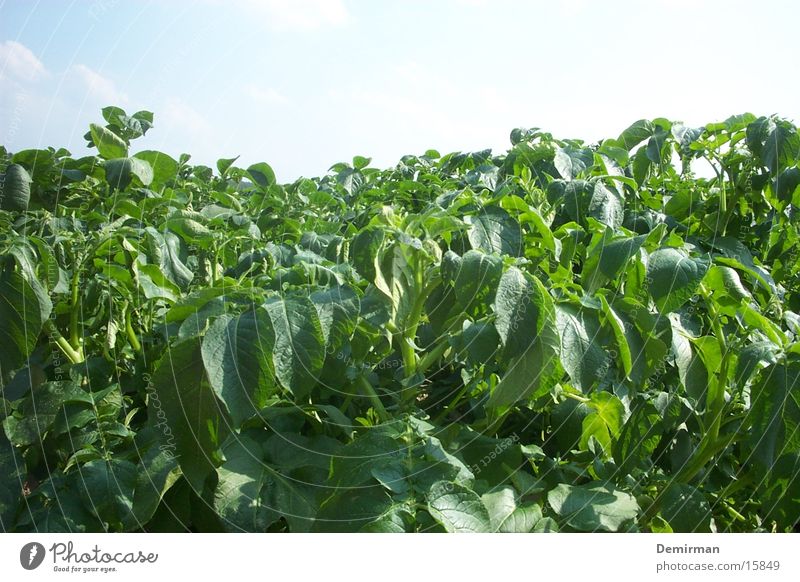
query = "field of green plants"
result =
(0, 108, 798, 532)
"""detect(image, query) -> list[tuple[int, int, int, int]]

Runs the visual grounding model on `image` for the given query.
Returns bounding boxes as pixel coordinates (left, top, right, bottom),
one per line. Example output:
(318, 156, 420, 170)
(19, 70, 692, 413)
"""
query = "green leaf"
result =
(616, 119, 655, 151)
(3, 381, 82, 446)
(587, 181, 624, 229)
(104, 157, 154, 190)
(0, 272, 52, 379)
(0, 164, 31, 211)
(77, 459, 137, 530)
(214, 434, 316, 532)
(264, 296, 326, 398)
(89, 123, 128, 159)
(309, 285, 360, 351)
(747, 362, 800, 469)
(647, 248, 710, 313)
(143, 228, 194, 289)
(547, 483, 639, 532)
(134, 150, 178, 188)
(217, 155, 239, 177)
(0, 434, 23, 529)
(660, 483, 711, 532)
(427, 481, 492, 533)
(554, 146, 592, 180)
(201, 308, 278, 426)
(466, 206, 522, 257)
(247, 162, 276, 188)
(150, 337, 229, 494)
(598, 296, 632, 378)
(580, 391, 625, 455)
(554, 304, 608, 391)
(493, 267, 554, 360)
(487, 319, 561, 408)
(453, 250, 503, 309)
(613, 399, 662, 473)
(481, 487, 542, 533)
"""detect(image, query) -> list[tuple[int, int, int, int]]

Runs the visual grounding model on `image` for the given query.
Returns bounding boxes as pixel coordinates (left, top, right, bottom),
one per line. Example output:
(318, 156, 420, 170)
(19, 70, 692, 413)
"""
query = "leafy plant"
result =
(1, 108, 799, 532)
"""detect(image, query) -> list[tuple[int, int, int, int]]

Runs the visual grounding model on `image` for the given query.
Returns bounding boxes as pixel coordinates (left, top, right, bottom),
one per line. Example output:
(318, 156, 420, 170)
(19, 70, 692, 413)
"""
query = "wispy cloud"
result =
(0, 40, 47, 82)
(72, 64, 128, 104)
(161, 98, 211, 136)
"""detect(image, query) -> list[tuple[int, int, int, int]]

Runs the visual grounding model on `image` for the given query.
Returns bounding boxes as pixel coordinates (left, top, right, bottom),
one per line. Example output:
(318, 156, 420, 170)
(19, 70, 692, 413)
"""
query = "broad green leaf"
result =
(348, 227, 384, 283)
(201, 308, 277, 426)
(465, 206, 522, 257)
(247, 162, 276, 188)
(647, 248, 710, 313)
(704, 264, 751, 301)
(133, 262, 181, 302)
(616, 119, 655, 151)
(150, 337, 228, 494)
(587, 181, 624, 228)
(613, 399, 662, 473)
(481, 487, 542, 533)
(309, 285, 360, 351)
(89, 123, 128, 159)
(217, 155, 239, 177)
(669, 315, 710, 409)
(0, 272, 52, 379)
(747, 362, 800, 469)
(547, 483, 639, 532)
(143, 228, 194, 289)
(215, 434, 316, 532)
(0, 164, 31, 211)
(493, 267, 554, 360)
(554, 304, 608, 391)
(580, 391, 625, 455)
(453, 250, 503, 309)
(554, 146, 592, 180)
(488, 320, 561, 408)
(163, 217, 214, 248)
(427, 481, 492, 533)
(264, 296, 326, 398)
(104, 157, 153, 190)
(660, 483, 711, 532)
(3, 381, 83, 446)
(134, 150, 178, 188)
(77, 459, 137, 530)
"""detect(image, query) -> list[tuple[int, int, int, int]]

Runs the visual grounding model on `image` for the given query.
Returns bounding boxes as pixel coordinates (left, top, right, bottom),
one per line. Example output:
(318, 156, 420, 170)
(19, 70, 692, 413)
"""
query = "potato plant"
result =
(0, 108, 798, 532)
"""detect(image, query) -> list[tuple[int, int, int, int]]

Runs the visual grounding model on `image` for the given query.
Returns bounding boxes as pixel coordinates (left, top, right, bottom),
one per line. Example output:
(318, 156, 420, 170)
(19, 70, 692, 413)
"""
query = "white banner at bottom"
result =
(1, 533, 797, 581)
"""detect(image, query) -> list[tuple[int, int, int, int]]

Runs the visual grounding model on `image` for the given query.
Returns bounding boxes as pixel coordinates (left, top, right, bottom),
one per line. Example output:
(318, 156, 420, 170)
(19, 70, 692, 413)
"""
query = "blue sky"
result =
(1, 0, 798, 181)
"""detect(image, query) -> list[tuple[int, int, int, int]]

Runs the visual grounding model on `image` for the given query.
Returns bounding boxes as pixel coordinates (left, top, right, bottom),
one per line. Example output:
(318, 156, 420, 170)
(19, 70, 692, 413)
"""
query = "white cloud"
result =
(0, 40, 47, 82)
(161, 98, 211, 136)
(245, 85, 289, 106)
(243, 0, 348, 30)
(72, 64, 128, 104)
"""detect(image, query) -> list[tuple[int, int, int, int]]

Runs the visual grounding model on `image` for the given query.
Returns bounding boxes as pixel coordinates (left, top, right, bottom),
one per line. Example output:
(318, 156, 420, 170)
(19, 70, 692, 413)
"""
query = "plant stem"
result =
(124, 303, 141, 353)
(69, 266, 82, 352)
(44, 320, 84, 364)
(417, 340, 449, 376)
(433, 381, 470, 424)
(356, 375, 389, 423)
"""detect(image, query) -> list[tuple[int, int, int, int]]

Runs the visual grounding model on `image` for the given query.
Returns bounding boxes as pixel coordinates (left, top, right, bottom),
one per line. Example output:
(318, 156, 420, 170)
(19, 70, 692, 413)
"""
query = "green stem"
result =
(417, 340, 449, 376)
(563, 392, 590, 404)
(356, 375, 389, 423)
(44, 320, 83, 364)
(69, 265, 82, 352)
(433, 381, 470, 424)
(124, 303, 142, 353)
